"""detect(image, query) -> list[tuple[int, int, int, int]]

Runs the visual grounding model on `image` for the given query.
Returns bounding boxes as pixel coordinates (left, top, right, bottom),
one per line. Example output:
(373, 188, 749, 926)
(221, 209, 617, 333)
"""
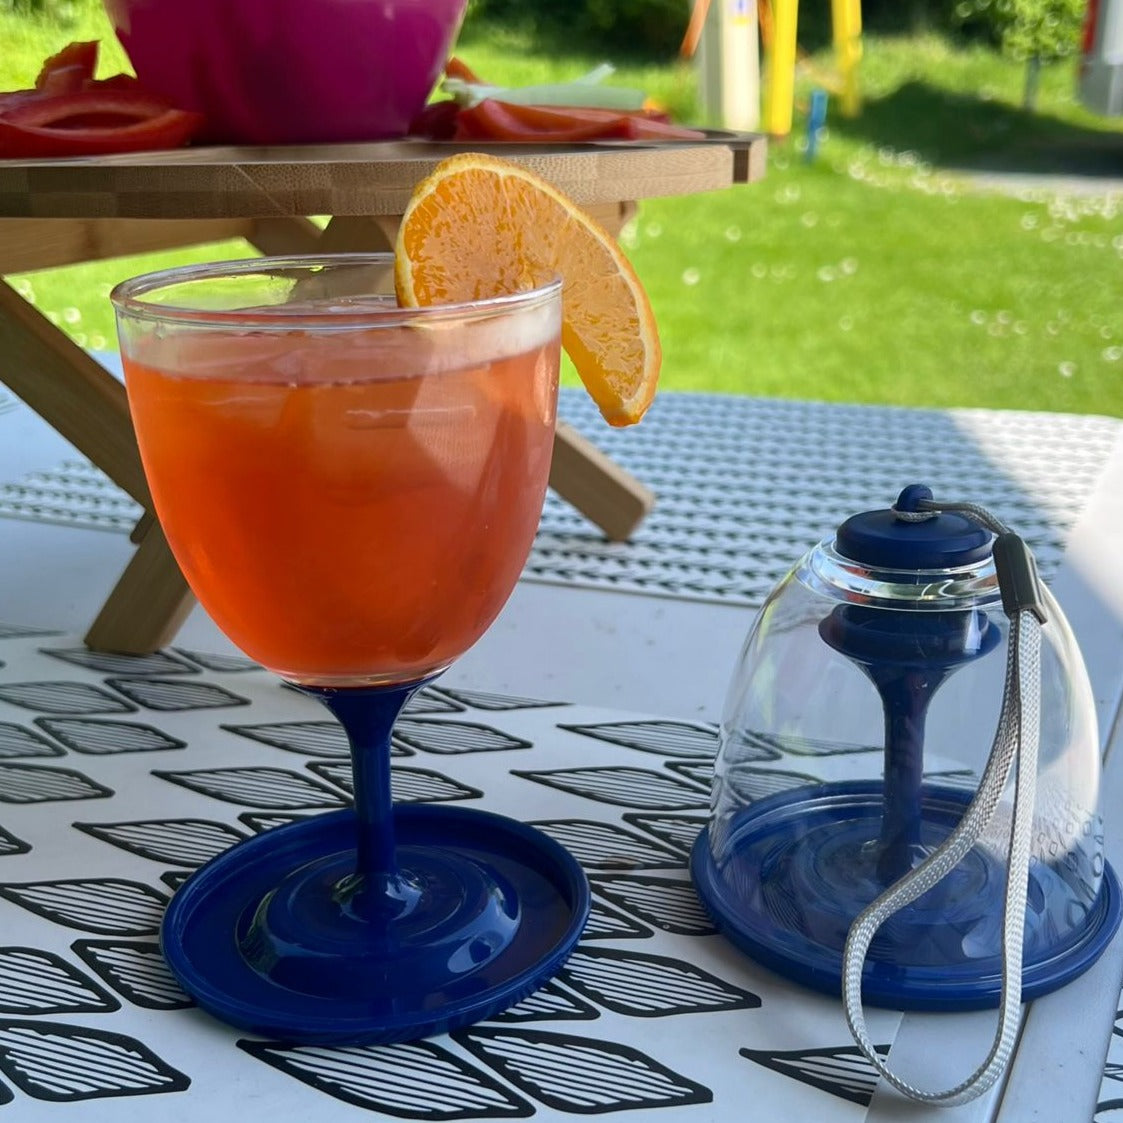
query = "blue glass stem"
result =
(875, 674, 932, 883)
(302, 680, 429, 921)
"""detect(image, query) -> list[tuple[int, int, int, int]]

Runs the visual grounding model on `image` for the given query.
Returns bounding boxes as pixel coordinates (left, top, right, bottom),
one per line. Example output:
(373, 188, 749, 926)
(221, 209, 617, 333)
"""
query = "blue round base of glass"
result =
(162, 805, 591, 1044)
(690, 781, 1122, 1011)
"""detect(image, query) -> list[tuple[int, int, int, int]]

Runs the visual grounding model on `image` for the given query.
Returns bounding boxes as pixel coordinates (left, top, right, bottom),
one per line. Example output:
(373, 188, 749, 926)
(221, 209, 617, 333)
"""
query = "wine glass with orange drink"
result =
(111, 155, 660, 1044)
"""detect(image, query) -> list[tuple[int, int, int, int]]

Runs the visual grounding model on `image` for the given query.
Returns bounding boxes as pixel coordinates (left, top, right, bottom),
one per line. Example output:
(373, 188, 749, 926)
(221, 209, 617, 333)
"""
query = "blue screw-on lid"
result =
(834, 484, 993, 571)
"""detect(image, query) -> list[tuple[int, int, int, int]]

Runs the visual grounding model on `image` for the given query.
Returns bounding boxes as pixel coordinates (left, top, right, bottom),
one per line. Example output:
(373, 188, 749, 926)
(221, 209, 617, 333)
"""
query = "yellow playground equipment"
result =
(762, 0, 863, 136)
(683, 1, 863, 137)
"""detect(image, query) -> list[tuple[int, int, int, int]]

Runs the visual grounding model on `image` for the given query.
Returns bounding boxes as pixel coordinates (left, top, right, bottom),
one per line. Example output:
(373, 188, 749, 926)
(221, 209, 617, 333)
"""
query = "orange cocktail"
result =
(116, 260, 560, 686)
(111, 223, 591, 1044)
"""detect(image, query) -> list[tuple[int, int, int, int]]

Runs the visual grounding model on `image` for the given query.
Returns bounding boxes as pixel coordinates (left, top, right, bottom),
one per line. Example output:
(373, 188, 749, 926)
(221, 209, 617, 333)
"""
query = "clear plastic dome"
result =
(691, 489, 1121, 1010)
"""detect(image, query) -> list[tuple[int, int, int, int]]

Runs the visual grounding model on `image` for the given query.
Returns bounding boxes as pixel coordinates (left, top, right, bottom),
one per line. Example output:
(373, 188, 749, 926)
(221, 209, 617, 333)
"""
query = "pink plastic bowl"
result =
(103, 0, 468, 145)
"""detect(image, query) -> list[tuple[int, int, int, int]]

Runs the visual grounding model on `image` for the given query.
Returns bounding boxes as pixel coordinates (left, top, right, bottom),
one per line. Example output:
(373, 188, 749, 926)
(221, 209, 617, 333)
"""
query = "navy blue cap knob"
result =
(834, 485, 994, 571)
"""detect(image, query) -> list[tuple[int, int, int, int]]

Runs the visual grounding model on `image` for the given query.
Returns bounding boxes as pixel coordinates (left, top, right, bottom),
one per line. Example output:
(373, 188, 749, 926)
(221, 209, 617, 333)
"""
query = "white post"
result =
(697, 0, 760, 130)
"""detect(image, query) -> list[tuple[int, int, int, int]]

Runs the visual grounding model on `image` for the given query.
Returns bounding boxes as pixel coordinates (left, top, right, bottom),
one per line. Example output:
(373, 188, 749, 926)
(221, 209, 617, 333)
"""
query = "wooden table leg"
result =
(84, 517, 195, 653)
(0, 278, 194, 653)
(0, 279, 149, 504)
(551, 423, 655, 541)
(245, 216, 324, 256)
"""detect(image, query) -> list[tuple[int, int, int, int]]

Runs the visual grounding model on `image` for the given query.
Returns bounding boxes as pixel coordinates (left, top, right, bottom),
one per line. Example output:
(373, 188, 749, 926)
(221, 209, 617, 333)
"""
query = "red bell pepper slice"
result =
(0, 90, 205, 158)
(495, 102, 707, 141)
(35, 40, 98, 97)
(444, 57, 482, 84)
(456, 100, 636, 143)
(408, 99, 462, 140)
(455, 99, 707, 144)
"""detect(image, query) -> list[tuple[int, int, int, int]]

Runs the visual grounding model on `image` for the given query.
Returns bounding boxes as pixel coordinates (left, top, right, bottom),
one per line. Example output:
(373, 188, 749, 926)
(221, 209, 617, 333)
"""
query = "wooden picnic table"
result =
(0, 134, 765, 654)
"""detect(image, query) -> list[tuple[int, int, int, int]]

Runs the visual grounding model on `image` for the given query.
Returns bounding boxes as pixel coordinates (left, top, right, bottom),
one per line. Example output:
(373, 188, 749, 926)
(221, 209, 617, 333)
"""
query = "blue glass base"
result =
(162, 805, 590, 1043)
(691, 781, 1122, 1011)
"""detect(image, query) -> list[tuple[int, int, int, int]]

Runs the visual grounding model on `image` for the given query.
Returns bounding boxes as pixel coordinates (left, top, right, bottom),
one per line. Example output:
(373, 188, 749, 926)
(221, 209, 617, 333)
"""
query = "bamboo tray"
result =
(0, 132, 766, 220)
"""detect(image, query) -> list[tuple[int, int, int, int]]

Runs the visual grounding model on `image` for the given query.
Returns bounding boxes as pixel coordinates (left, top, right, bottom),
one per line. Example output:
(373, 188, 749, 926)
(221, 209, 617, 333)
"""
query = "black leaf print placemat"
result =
(0, 626, 904, 1120)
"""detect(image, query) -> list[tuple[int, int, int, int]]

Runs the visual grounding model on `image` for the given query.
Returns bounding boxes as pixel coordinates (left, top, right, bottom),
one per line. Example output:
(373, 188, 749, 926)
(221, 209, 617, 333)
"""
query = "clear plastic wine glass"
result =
(112, 253, 588, 1044)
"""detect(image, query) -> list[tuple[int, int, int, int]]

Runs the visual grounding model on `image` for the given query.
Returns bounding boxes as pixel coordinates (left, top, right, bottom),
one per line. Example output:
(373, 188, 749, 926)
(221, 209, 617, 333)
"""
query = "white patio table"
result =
(1, 376, 1122, 1121)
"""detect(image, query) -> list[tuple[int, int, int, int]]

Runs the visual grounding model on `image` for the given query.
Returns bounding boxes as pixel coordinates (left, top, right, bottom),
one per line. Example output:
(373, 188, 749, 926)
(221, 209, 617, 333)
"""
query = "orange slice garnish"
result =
(394, 152, 660, 427)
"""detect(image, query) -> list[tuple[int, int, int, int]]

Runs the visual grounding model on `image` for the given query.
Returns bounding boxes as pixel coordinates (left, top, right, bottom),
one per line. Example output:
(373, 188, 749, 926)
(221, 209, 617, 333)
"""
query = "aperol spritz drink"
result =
(113, 254, 588, 1045)
(123, 299, 556, 684)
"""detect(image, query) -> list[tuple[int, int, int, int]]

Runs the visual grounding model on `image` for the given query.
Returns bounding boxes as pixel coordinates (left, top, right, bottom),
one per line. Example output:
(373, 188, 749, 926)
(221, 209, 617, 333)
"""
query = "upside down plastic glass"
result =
(691, 486, 1121, 1010)
(112, 254, 589, 1043)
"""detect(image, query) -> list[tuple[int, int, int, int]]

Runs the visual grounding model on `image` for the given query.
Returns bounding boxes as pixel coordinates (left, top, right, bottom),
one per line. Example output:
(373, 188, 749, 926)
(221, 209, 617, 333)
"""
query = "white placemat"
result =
(0, 621, 905, 1121)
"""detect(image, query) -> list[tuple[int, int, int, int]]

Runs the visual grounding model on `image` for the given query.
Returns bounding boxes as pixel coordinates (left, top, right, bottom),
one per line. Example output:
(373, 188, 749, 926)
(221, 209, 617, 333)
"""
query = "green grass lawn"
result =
(3, 5, 1123, 415)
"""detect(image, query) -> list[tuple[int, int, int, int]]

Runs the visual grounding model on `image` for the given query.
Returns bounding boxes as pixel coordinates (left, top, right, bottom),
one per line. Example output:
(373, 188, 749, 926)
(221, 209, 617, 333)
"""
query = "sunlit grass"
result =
(2, 6, 1122, 415)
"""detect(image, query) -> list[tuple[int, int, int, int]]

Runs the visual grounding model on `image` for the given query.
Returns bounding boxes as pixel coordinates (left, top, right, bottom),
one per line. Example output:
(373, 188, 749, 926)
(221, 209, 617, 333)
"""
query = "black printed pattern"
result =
(226, 719, 413, 760)
(36, 717, 185, 755)
(224, 720, 352, 758)
(740, 1045, 892, 1107)
(73, 818, 247, 867)
(239, 1038, 534, 1118)
(42, 648, 198, 677)
(0, 681, 134, 715)
(0, 827, 29, 857)
(590, 874, 716, 935)
(154, 767, 348, 810)
(0, 879, 167, 935)
(106, 678, 249, 712)
(0, 1020, 189, 1100)
(435, 687, 562, 711)
(0, 624, 57, 639)
(514, 766, 709, 810)
(1096, 1006, 1123, 1119)
(308, 762, 483, 804)
(391, 719, 531, 756)
(724, 765, 823, 804)
(622, 813, 706, 856)
(455, 1027, 713, 1112)
(0, 947, 120, 1014)
(745, 730, 880, 758)
(583, 895, 655, 941)
(404, 689, 465, 716)
(0, 722, 65, 759)
(665, 760, 713, 786)
(559, 947, 761, 1017)
(238, 811, 314, 834)
(71, 940, 192, 1010)
(486, 980, 599, 1024)
(560, 720, 721, 759)
(174, 648, 260, 673)
(529, 819, 683, 871)
(0, 764, 112, 803)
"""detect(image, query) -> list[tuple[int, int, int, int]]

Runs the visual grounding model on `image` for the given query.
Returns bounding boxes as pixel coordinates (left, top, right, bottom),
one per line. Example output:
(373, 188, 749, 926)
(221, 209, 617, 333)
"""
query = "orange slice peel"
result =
(394, 152, 660, 427)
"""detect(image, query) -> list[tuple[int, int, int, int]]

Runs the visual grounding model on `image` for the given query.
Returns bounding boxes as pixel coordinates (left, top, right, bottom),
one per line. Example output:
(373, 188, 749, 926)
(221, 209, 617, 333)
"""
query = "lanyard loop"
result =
(841, 500, 1045, 1106)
